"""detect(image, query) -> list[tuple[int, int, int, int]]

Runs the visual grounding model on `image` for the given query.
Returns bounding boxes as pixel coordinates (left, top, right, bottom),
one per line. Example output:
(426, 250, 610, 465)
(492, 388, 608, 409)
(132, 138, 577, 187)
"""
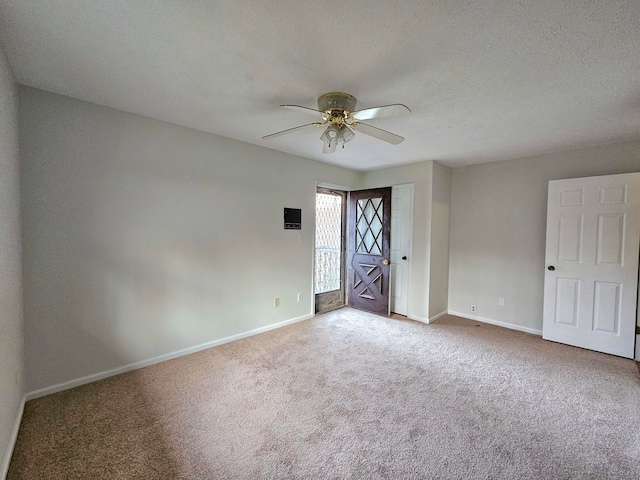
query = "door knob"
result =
(547, 265, 555, 271)
(382, 259, 390, 265)
(402, 256, 407, 260)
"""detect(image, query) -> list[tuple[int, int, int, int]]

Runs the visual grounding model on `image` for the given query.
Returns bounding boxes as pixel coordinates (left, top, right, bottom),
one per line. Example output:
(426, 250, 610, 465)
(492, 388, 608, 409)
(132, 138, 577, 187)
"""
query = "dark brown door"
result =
(347, 187, 391, 316)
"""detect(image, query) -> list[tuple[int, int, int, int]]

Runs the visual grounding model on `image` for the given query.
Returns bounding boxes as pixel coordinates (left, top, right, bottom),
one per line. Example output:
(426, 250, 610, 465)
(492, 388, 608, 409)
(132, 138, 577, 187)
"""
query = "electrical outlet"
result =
(471, 304, 477, 313)
(274, 297, 280, 307)
(498, 297, 505, 307)
(297, 293, 303, 302)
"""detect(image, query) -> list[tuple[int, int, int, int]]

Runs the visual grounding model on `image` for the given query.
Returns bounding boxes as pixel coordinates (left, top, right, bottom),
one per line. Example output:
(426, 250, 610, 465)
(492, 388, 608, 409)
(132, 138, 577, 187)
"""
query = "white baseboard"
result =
(447, 311, 543, 336)
(429, 310, 448, 323)
(2, 394, 25, 480)
(26, 313, 314, 401)
(408, 310, 448, 325)
(408, 314, 430, 324)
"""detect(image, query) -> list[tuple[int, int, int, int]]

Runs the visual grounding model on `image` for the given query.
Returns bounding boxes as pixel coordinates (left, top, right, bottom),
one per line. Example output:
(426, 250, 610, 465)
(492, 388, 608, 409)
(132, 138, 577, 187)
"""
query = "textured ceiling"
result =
(1, 0, 640, 170)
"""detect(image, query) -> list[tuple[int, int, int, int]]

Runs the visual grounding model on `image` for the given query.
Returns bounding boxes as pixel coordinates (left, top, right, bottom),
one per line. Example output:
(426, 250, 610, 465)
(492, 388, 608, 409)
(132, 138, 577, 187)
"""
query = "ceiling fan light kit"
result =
(263, 92, 410, 154)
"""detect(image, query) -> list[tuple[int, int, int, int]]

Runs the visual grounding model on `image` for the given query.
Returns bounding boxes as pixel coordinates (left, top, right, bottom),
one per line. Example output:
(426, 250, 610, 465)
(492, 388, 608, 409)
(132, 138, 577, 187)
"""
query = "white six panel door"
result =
(542, 173, 640, 358)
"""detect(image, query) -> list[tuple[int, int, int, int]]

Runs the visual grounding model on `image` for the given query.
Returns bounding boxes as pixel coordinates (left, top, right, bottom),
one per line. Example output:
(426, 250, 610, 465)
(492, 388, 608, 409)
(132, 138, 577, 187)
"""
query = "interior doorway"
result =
(314, 188, 347, 314)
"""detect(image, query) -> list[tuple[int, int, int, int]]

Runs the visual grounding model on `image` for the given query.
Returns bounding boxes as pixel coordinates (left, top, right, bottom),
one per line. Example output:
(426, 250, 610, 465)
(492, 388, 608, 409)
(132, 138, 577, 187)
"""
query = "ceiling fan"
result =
(262, 92, 411, 154)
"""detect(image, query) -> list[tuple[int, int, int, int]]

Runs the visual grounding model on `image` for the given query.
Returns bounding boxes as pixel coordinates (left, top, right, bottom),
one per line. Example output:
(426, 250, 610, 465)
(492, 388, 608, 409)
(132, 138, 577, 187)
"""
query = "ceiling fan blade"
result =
(351, 104, 411, 121)
(281, 105, 326, 117)
(262, 123, 319, 140)
(322, 142, 337, 154)
(354, 122, 405, 145)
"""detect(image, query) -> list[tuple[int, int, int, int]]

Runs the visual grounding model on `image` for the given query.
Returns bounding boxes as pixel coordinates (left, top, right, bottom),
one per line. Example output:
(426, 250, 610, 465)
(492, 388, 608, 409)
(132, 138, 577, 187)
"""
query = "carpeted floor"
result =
(8, 308, 640, 479)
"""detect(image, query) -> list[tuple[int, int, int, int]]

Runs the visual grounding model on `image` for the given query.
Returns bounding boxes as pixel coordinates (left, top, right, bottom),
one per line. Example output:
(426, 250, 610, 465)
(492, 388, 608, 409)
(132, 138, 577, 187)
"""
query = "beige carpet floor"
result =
(8, 308, 640, 479)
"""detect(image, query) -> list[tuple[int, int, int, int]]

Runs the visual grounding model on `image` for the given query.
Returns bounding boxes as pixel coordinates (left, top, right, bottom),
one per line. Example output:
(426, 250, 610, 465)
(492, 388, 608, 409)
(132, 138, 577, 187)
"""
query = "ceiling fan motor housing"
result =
(318, 92, 356, 113)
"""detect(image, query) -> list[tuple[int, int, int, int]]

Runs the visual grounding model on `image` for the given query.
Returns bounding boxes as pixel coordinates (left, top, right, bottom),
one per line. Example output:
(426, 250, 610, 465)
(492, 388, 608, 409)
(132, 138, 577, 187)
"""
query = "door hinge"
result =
(637, 325, 640, 335)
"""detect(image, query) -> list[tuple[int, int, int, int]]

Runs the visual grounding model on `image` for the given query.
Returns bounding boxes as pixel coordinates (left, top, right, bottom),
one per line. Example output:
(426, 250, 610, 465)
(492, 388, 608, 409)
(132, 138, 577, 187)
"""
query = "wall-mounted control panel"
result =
(284, 208, 301, 230)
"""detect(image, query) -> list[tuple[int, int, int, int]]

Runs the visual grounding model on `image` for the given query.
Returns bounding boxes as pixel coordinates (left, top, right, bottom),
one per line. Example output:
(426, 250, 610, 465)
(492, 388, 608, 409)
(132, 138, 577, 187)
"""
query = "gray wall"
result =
(19, 87, 362, 393)
(0, 47, 23, 476)
(428, 162, 452, 318)
(449, 141, 640, 332)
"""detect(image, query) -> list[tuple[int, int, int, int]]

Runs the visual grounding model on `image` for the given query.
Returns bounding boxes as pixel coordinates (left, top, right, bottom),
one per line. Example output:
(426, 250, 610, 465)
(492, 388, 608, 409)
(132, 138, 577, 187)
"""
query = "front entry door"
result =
(348, 187, 392, 316)
(542, 172, 640, 358)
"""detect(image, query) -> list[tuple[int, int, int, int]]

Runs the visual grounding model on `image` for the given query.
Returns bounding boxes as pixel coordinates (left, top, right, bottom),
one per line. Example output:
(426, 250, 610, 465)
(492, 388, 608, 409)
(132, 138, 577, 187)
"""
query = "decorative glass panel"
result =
(356, 197, 383, 255)
(315, 193, 342, 294)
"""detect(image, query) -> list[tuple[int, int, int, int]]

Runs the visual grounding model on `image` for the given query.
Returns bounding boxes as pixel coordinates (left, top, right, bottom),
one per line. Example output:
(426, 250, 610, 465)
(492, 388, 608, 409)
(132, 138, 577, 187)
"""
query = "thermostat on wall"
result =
(284, 208, 301, 230)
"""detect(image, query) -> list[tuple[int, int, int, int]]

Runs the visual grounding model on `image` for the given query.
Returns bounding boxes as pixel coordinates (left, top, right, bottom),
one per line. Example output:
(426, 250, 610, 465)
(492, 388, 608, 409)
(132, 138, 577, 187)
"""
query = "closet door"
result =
(542, 173, 640, 358)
